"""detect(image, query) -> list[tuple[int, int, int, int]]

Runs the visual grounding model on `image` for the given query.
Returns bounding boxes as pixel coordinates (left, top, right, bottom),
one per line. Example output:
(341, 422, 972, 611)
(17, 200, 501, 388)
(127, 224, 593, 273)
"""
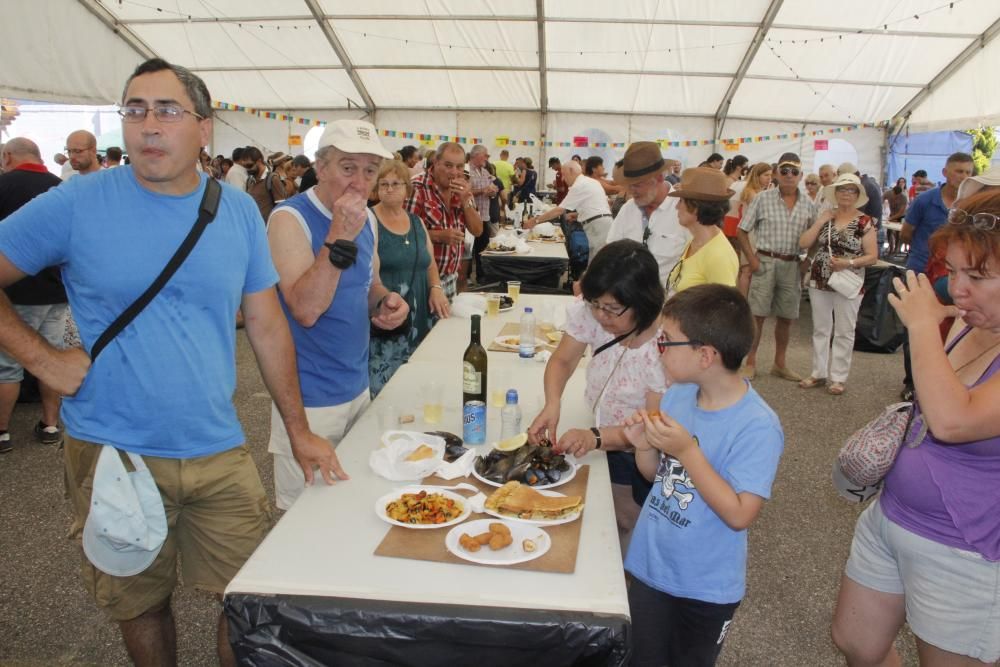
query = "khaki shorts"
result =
(747, 255, 802, 320)
(64, 436, 271, 621)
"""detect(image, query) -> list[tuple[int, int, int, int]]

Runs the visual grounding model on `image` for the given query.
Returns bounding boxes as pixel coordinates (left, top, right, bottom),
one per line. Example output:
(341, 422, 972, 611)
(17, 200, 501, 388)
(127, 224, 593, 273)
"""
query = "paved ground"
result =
(0, 300, 920, 666)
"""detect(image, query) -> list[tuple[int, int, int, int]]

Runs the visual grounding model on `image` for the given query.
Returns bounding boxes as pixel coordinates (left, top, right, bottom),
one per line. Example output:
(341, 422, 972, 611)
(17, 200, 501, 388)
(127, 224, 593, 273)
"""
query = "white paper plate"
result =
(482, 489, 583, 526)
(483, 248, 516, 255)
(375, 487, 472, 529)
(471, 453, 578, 490)
(445, 519, 551, 565)
(492, 335, 545, 351)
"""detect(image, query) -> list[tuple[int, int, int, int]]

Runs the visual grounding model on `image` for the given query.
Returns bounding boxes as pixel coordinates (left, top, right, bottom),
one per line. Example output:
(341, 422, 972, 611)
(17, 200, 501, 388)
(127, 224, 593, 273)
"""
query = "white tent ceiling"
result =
(3, 0, 999, 136)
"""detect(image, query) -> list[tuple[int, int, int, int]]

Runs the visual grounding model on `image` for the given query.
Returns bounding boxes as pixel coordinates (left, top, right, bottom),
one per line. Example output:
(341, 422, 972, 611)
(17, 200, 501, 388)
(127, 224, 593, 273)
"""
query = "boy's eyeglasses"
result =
(948, 208, 999, 231)
(586, 299, 629, 317)
(656, 333, 702, 354)
(779, 167, 800, 177)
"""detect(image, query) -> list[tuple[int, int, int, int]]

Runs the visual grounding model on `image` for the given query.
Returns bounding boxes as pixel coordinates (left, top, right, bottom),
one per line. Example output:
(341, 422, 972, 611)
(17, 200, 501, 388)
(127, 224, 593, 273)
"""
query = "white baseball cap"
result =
(82, 446, 168, 577)
(318, 119, 392, 159)
(831, 460, 882, 504)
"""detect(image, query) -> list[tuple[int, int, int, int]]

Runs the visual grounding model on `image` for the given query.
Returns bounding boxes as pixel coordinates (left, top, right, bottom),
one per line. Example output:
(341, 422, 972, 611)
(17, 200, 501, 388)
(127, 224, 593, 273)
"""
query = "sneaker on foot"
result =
(33, 421, 63, 446)
(0, 431, 10, 454)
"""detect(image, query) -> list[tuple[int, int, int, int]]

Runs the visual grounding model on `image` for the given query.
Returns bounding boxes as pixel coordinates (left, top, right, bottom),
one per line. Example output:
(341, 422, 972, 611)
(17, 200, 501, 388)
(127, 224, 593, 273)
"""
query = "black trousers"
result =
(629, 579, 740, 667)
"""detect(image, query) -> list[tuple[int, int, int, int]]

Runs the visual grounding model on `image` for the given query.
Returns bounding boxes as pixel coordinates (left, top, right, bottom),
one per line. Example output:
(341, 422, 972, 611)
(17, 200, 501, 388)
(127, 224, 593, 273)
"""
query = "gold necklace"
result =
(953, 337, 1000, 375)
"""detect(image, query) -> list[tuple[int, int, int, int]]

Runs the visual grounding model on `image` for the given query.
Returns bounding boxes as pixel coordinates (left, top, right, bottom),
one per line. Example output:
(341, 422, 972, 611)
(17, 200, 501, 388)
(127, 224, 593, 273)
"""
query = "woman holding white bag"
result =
(798, 173, 878, 395)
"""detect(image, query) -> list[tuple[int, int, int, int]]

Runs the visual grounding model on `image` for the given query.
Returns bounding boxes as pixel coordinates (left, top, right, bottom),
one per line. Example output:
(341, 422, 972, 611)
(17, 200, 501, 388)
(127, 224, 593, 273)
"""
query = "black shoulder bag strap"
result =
(90, 178, 223, 361)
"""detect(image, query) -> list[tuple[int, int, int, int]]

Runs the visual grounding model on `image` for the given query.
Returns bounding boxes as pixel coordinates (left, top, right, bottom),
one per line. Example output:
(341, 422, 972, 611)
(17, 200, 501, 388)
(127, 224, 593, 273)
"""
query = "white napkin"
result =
(451, 293, 486, 319)
(369, 431, 446, 481)
(533, 349, 552, 363)
(433, 449, 476, 480)
(514, 238, 532, 254)
(466, 492, 487, 514)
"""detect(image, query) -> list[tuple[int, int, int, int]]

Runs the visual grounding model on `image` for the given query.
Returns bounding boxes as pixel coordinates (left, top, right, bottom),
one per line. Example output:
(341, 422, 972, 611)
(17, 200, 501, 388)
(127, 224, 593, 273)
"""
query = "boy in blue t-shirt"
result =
(623, 284, 784, 666)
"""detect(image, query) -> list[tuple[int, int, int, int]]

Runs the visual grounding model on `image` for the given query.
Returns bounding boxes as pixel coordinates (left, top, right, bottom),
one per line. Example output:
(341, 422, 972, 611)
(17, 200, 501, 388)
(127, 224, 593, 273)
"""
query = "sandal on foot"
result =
(828, 382, 846, 395)
(798, 376, 826, 389)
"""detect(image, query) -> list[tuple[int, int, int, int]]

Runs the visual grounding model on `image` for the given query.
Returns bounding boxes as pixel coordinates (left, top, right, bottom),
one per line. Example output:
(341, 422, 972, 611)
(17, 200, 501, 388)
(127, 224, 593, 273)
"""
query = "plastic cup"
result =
(378, 404, 399, 432)
(423, 382, 443, 424)
(507, 281, 521, 303)
(486, 294, 501, 317)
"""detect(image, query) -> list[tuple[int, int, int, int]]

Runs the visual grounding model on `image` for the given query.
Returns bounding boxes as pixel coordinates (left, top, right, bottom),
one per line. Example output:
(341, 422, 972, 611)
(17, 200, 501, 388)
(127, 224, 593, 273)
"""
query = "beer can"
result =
(462, 400, 487, 445)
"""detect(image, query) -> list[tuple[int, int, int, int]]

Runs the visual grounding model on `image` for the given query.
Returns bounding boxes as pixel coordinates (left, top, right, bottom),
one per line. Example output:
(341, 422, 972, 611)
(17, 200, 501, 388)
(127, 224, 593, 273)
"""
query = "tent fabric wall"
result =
(885, 130, 974, 186)
(0, 2, 142, 105)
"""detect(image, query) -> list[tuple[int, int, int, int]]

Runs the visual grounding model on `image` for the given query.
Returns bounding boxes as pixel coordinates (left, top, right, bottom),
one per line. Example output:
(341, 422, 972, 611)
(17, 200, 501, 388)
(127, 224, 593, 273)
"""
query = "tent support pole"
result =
(893, 16, 1000, 123)
(536, 0, 548, 158)
(303, 0, 374, 116)
(713, 0, 784, 143)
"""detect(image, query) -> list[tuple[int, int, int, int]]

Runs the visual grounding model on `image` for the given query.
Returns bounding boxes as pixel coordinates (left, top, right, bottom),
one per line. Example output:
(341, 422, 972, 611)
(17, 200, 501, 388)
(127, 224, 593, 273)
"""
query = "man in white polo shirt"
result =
(524, 159, 612, 257)
(606, 141, 689, 286)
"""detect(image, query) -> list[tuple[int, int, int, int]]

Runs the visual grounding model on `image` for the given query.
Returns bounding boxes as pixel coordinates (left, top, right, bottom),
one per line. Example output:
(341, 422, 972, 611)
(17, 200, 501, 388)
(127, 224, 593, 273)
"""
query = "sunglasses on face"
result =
(835, 186, 860, 195)
(948, 208, 1000, 231)
(779, 167, 800, 177)
(656, 333, 703, 354)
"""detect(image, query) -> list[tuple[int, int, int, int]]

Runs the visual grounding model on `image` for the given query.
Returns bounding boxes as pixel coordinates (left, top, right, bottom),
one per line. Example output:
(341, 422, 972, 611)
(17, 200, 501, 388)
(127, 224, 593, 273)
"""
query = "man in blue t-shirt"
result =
(624, 284, 784, 666)
(0, 59, 343, 666)
(898, 151, 973, 397)
(266, 120, 409, 510)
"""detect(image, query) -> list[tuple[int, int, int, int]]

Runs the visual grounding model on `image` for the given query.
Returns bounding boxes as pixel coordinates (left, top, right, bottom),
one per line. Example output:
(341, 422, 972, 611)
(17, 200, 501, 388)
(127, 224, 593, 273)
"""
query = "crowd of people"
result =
(0, 57, 997, 667)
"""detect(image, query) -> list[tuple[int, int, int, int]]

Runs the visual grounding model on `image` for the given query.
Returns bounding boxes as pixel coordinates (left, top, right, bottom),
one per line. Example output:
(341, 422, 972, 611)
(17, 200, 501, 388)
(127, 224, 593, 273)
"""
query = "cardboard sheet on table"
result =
(487, 322, 558, 353)
(374, 466, 589, 574)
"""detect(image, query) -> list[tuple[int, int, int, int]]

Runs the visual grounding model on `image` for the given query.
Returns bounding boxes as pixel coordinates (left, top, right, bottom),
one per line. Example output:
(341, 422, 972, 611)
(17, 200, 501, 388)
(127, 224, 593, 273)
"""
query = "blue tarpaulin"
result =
(886, 130, 973, 186)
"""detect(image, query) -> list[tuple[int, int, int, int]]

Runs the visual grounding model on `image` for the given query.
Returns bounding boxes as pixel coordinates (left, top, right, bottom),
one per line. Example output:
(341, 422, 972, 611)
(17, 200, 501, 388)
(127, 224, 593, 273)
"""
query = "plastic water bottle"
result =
(519, 307, 535, 358)
(500, 389, 522, 439)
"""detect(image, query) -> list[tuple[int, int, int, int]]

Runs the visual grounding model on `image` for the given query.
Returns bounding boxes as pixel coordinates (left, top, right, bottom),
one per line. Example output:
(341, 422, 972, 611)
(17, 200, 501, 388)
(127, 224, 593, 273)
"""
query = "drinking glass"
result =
(507, 280, 521, 303)
(423, 382, 443, 424)
(486, 294, 501, 317)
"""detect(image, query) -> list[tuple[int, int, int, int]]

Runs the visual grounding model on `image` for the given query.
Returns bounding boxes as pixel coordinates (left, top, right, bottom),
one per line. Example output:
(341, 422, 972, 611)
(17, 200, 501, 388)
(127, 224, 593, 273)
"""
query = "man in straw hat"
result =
(737, 152, 817, 381)
(267, 119, 409, 511)
(606, 141, 689, 286)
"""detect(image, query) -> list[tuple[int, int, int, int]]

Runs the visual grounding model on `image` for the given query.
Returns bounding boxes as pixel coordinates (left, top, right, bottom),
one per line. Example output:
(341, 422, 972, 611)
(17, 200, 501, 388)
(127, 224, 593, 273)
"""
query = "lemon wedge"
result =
(495, 432, 528, 452)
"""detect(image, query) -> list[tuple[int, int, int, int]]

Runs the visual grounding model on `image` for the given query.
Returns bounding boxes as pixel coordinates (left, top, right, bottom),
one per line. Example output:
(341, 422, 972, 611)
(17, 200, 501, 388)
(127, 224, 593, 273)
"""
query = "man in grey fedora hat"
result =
(606, 141, 689, 286)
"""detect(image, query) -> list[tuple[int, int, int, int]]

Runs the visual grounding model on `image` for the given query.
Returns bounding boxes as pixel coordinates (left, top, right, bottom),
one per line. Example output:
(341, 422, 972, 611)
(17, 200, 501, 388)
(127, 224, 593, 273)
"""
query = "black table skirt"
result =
(226, 593, 629, 667)
(480, 254, 568, 289)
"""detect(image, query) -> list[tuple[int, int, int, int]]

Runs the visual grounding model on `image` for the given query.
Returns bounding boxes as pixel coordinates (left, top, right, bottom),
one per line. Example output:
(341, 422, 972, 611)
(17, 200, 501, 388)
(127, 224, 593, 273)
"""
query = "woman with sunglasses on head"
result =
(368, 160, 450, 396)
(665, 167, 739, 296)
(797, 173, 877, 395)
(832, 189, 1000, 667)
(528, 240, 667, 544)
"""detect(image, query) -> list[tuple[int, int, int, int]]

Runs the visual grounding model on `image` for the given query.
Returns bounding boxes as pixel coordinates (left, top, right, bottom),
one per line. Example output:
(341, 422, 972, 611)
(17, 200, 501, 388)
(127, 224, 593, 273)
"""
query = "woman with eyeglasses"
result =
(527, 240, 667, 543)
(832, 189, 1000, 667)
(804, 173, 823, 205)
(665, 167, 739, 296)
(368, 160, 450, 396)
(798, 173, 878, 395)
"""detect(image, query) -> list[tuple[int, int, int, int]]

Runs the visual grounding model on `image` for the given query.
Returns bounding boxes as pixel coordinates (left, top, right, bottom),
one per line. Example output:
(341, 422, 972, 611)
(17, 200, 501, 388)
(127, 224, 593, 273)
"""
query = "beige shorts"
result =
(269, 390, 370, 510)
(747, 255, 802, 320)
(64, 436, 270, 621)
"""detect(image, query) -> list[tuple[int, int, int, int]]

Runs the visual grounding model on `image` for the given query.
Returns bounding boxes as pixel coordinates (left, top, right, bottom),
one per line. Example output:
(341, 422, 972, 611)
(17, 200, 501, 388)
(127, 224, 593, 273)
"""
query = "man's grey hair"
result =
(122, 58, 213, 119)
(435, 142, 466, 162)
(1, 137, 42, 162)
(469, 145, 488, 158)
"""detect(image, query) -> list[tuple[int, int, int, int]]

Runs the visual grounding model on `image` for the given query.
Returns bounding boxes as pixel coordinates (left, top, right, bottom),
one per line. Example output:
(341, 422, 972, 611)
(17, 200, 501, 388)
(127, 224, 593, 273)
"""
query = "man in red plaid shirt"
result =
(406, 142, 483, 300)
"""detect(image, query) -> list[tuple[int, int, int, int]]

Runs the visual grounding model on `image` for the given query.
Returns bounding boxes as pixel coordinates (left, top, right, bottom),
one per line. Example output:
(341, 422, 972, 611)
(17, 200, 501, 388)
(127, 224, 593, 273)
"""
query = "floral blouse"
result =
(563, 300, 668, 427)
(809, 215, 872, 292)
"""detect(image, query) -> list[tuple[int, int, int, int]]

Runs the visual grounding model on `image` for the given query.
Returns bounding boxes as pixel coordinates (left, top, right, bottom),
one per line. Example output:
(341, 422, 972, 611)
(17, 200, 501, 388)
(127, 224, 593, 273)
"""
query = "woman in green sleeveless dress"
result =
(369, 161, 450, 395)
